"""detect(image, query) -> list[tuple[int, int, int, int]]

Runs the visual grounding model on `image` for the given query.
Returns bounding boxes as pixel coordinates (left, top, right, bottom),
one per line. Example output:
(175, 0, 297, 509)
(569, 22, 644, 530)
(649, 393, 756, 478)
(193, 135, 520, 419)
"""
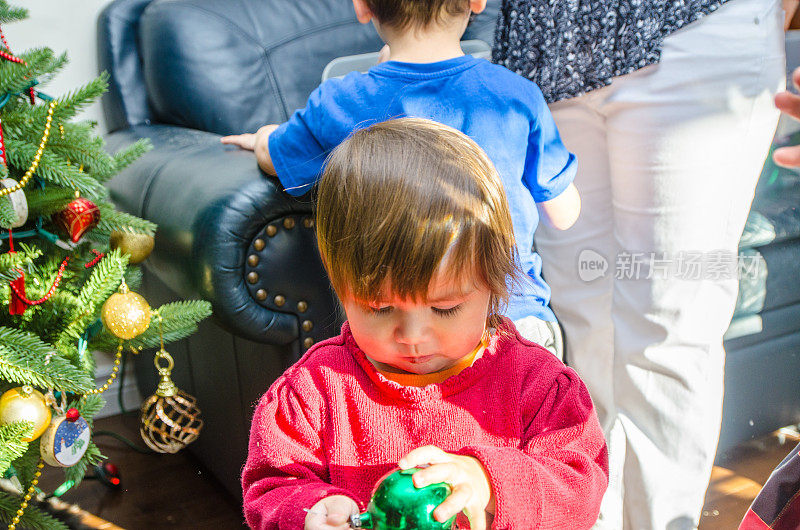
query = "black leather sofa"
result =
(98, 0, 800, 497)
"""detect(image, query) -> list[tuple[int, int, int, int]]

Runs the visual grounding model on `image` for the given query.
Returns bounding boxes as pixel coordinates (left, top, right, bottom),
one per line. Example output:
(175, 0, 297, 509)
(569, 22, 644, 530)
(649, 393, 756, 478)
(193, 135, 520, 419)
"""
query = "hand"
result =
(220, 132, 256, 150)
(304, 495, 359, 530)
(221, 124, 280, 174)
(774, 67, 800, 168)
(220, 124, 278, 152)
(399, 445, 495, 530)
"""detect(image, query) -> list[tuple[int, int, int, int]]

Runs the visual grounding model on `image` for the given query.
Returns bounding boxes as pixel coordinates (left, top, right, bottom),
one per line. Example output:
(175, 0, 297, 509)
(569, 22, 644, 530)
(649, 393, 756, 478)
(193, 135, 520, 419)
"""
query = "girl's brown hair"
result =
(316, 118, 520, 328)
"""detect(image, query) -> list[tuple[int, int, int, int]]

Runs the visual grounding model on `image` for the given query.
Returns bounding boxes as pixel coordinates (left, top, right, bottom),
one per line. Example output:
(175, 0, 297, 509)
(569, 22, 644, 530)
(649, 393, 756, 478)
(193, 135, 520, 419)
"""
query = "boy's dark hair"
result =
(366, 0, 471, 30)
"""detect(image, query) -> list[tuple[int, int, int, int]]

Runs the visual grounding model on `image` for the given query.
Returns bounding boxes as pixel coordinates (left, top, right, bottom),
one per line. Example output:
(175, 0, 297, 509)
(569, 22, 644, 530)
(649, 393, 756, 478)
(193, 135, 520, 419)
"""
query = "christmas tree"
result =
(0, 2, 212, 528)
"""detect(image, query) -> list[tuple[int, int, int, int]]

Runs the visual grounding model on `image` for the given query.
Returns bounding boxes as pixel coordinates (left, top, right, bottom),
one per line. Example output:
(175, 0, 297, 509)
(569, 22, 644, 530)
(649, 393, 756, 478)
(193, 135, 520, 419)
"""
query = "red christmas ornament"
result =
(8, 270, 25, 314)
(55, 197, 100, 243)
(7, 229, 25, 315)
(65, 408, 80, 422)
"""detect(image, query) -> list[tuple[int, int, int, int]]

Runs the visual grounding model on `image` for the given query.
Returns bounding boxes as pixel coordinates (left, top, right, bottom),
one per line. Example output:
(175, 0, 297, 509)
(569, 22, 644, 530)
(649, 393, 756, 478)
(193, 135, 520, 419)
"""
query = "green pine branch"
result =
(0, 48, 66, 99)
(92, 204, 156, 240)
(0, 493, 70, 530)
(0, 1, 27, 25)
(0, 248, 23, 282)
(124, 266, 143, 292)
(46, 134, 115, 179)
(91, 300, 212, 352)
(0, 327, 93, 392)
(21, 187, 73, 217)
(72, 394, 104, 426)
(0, 421, 32, 476)
(11, 441, 40, 492)
(48, 74, 108, 125)
(0, 195, 16, 229)
(3, 143, 106, 199)
(96, 138, 152, 182)
(64, 441, 103, 488)
(55, 249, 127, 347)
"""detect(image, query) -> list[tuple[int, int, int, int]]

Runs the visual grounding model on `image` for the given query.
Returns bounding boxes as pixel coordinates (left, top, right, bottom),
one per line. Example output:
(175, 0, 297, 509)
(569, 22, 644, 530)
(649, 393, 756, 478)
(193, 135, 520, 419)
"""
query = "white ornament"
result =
(0, 178, 28, 228)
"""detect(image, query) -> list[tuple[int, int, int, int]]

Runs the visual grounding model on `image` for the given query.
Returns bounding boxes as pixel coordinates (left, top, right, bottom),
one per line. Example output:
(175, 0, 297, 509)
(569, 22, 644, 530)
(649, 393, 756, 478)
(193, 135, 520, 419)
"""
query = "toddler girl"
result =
(241, 118, 607, 530)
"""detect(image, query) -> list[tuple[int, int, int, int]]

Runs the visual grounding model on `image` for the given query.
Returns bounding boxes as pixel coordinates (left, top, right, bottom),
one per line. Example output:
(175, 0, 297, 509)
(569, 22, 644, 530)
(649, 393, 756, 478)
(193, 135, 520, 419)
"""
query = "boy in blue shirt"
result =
(222, 0, 581, 357)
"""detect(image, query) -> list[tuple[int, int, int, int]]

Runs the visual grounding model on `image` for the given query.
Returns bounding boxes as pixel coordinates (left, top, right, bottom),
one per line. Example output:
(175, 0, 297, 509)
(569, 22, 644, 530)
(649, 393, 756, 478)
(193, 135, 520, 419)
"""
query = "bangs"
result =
(316, 118, 520, 321)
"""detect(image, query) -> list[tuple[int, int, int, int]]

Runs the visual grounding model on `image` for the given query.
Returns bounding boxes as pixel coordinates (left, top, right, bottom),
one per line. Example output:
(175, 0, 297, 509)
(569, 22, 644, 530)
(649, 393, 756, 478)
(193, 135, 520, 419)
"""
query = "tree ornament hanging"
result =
(54, 194, 100, 243)
(0, 386, 51, 442)
(101, 281, 151, 340)
(110, 230, 154, 264)
(40, 408, 91, 467)
(140, 312, 202, 453)
(350, 468, 456, 530)
(0, 178, 28, 228)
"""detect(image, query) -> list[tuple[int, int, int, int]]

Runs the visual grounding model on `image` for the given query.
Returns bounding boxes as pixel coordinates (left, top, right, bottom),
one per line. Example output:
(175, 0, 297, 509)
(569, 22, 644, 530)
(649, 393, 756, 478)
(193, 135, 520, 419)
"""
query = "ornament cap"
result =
(154, 349, 177, 397)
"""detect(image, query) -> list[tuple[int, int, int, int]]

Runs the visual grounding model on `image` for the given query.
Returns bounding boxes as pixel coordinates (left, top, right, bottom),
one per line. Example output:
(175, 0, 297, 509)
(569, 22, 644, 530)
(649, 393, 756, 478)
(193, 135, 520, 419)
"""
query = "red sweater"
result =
(242, 321, 608, 529)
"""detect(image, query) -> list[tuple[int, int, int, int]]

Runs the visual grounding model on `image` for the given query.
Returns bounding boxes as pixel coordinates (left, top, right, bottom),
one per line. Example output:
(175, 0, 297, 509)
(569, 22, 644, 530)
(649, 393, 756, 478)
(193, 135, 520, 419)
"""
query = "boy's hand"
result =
(399, 445, 495, 530)
(220, 132, 256, 150)
(221, 124, 279, 175)
(304, 495, 359, 530)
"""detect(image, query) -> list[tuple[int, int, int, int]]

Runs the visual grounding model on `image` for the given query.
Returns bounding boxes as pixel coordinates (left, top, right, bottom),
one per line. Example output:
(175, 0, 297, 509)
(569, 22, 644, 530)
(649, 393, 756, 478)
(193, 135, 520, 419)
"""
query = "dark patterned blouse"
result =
(492, 0, 731, 103)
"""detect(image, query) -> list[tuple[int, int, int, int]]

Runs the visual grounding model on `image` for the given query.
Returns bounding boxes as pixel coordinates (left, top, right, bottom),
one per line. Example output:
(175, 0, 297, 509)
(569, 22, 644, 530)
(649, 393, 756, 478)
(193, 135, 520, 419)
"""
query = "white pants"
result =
(535, 0, 785, 527)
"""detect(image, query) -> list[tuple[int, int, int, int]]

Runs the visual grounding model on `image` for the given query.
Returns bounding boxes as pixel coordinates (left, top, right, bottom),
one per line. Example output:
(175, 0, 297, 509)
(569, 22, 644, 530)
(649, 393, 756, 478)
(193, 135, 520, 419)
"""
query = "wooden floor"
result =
(32, 414, 800, 529)
(700, 427, 800, 529)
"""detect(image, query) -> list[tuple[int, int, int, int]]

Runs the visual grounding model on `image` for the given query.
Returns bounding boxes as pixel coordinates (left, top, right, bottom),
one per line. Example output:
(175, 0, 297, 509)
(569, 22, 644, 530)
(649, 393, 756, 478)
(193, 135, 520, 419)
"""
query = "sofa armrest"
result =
(105, 125, 341, 350)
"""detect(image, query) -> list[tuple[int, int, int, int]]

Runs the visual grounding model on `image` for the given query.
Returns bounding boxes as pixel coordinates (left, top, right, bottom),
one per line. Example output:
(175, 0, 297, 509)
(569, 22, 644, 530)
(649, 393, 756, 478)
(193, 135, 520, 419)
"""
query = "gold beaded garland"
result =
(0, 101, 56, 198)
(86, 342, 124, 395)
(8, 460, 44, 530)
(0, 386, 51, 442)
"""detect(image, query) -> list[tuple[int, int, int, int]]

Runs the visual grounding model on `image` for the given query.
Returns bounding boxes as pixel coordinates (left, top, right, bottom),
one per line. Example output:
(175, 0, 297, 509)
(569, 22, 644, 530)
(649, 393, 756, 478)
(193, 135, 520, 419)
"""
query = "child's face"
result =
(342, 265, 491, 375)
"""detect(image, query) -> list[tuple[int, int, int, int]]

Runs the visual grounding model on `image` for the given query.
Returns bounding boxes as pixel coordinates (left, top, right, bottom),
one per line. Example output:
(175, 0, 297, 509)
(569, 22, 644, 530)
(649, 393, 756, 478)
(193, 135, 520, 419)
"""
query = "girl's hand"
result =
(399, 445, 495, 530)
(303, 495, 359, 530)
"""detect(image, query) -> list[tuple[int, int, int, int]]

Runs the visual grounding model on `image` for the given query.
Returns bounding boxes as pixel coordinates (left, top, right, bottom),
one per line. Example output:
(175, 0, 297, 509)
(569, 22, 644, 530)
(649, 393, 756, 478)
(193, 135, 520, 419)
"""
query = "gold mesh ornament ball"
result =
(140, 349, 203, 453)
(110, 230, 154, 264)
(0, 386, 51, 442)
(101, 282, 151, 340)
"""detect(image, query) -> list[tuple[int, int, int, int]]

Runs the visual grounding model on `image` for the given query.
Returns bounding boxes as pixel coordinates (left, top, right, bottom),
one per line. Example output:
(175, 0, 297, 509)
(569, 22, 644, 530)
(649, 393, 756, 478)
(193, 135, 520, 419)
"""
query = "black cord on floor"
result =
(118, 348, 136, 415)
(93, 430, 154, 454)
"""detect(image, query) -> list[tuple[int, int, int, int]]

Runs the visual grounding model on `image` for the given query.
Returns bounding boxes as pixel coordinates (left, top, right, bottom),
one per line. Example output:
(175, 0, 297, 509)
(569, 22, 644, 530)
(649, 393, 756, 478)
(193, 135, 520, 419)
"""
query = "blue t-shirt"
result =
(269, 55, 577, 322)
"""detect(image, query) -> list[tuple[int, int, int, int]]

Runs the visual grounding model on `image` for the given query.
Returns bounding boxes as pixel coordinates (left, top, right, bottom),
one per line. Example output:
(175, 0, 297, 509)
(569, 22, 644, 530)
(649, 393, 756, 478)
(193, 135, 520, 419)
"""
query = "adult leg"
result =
(536, 93, 623, 527)
(600, 0, 784, 527)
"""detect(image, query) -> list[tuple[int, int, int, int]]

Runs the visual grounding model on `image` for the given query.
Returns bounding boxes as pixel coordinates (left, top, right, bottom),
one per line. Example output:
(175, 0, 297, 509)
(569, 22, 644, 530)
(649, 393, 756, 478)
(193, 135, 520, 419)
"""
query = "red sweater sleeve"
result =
(242, 374, 357, 530)
(458, 369, 609, 529)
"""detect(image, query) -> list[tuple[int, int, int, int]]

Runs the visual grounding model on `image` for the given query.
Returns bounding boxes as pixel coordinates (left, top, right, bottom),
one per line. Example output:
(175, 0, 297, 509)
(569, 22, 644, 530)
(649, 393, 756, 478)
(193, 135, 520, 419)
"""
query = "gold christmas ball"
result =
(102, 289, 151, 340)
(110, 230, 154, 264)
(0, 386, 51, 442)
(140, 390, 203, 454)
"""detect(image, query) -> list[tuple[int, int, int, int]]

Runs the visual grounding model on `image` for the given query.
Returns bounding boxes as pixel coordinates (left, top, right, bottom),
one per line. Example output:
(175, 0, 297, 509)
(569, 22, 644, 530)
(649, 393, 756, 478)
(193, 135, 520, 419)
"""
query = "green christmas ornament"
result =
(351, 468, 456, 529)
